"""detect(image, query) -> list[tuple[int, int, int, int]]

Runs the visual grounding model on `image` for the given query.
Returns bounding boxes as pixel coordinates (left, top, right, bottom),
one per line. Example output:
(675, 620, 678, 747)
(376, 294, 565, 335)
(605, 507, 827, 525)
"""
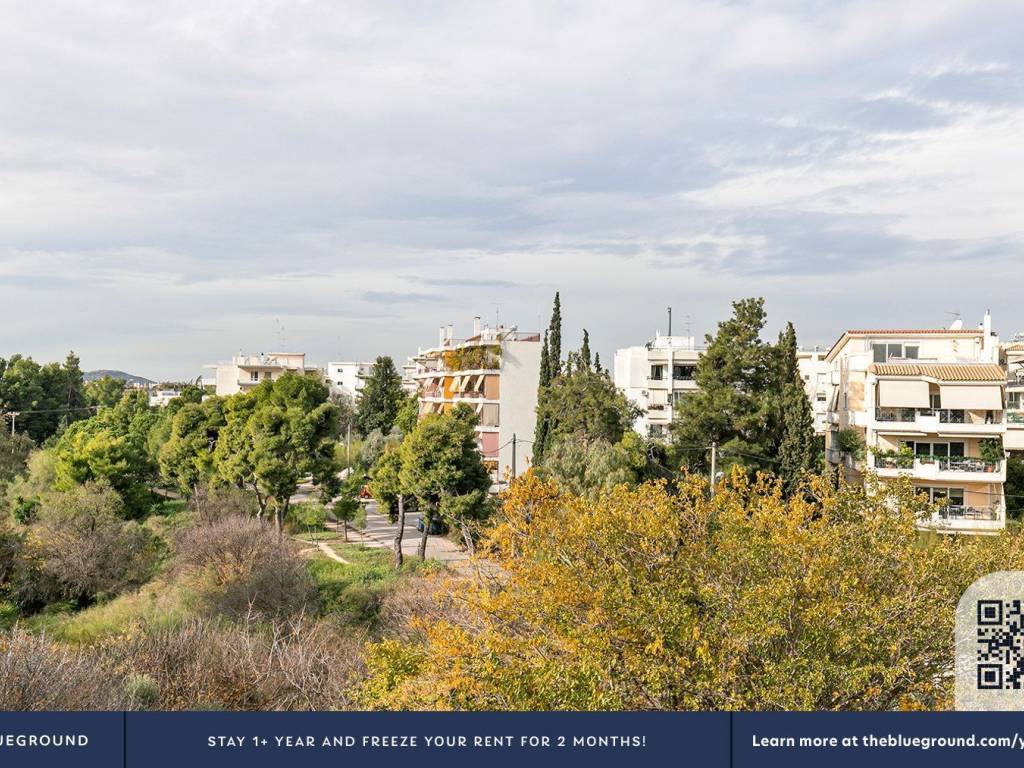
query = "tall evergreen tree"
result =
(533, 332, 552, 463)
(354, 356, 405, 436)
(776, 322, 817, 495)
(548, 292, 562, 378)
(593, 352, 602, 375)
(580, 329, 592, 371)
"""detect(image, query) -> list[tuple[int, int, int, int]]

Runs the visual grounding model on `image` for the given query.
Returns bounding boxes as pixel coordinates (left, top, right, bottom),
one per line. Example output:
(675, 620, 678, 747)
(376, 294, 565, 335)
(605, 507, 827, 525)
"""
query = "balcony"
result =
(873, 407, 1003, 435)
(1008, 410, 1024, 426)
(873, 455, 1005, 482)
(920, 505, 1005, 534)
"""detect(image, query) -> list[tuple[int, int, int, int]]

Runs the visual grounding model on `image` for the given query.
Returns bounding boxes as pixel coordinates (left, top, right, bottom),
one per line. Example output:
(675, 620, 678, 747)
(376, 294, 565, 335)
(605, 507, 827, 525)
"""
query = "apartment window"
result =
(650, 364, 665, 381)
(648, 424, 666, 438)
(249, 371, 259, 382)
(1009, 392, 1024, 410)
(673, 364, 696, 381)
(901, 441, 965, 460)
(919, 486, 965, 506)
(872, 343, 920, 363)
(670, 391, 690, 407)
(816, 393, 827, 402)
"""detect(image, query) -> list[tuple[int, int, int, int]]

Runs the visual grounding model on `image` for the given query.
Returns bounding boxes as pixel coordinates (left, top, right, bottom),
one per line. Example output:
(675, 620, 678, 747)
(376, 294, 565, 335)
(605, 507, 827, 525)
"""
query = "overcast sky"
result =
(2, 1, 1023, 380)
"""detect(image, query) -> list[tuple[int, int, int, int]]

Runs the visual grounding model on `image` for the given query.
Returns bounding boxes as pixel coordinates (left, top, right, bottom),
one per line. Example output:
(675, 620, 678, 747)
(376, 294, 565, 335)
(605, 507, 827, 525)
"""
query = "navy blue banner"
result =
(4, 711, 1024, 767)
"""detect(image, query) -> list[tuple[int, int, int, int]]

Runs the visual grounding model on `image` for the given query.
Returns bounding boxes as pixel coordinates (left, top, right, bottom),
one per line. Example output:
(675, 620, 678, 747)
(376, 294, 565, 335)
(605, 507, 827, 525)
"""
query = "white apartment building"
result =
(825, 312, 1007, 534)
(1002, 337, 1024, 453)
(326, 361, 373, 401)
(797, 348, 831, 435)
(614, 332, 701, 440)
(207, 352, 310, 397)
(410, 317, 542, 487)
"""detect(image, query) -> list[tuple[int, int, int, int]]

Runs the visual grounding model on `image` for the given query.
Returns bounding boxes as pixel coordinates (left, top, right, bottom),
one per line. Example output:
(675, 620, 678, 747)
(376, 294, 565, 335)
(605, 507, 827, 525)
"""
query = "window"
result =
(648, 424, 666, 438)
(671, 391, 689, 407)
(919, 487, 965, 506)
(873, 343, 920, 362)
(816, 392, 827, 402)
(650, 365, 665, 381)
(1010, 392, 1024, 410)
(673, 364, 696, 381)
(249, 371, 259, 381)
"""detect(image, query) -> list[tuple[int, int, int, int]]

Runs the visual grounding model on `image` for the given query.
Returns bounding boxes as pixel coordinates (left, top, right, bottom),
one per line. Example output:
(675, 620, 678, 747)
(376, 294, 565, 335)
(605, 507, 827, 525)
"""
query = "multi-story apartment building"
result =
(208, 352, 310, 397)
(824, 312, 1006, 534)
(614, 332, 701, 440)
(797, 347, 831, 435)
(1002, 338, 1024, 453)
(410, 318, 541, 486)
(326, 361, 373, 401)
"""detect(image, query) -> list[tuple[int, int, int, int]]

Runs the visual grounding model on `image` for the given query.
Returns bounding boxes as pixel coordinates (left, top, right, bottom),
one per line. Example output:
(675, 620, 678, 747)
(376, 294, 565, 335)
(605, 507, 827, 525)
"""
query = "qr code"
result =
(977, 600, 1024, 690)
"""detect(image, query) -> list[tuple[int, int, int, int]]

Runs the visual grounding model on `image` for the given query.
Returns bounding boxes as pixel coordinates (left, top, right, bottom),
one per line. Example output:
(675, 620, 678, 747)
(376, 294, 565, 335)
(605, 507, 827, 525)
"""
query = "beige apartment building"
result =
(1002, 339, 1024, 453)
(797, 347, 831, 436)
(410, 318, 541, 487)
(825, 312, 1007, 534)
(208, 352, 311, 397)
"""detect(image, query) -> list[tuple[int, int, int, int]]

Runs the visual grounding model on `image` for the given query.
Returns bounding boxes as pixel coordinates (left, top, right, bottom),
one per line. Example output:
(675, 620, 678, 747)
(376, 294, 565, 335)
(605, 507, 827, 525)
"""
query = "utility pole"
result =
(511, 433, 517, 481)
(709, 441, 717, 496)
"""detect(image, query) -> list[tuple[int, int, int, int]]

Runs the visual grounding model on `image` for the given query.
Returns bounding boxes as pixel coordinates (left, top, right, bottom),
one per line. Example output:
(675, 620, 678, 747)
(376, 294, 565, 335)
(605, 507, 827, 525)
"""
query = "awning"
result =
(939, 384, 1003, 410)
(877, 379, 931, 408)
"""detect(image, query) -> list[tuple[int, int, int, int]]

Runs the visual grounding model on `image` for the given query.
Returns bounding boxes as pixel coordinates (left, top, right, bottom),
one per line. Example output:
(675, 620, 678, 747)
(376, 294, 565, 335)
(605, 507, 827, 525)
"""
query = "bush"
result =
(103, 617, 365, 710)
(173, 516, 316, 619)
(0, 628, 125, 710)
(186, 484, 258, 525)
(287, 501, 327, 533)
(16, 482, 157, 608)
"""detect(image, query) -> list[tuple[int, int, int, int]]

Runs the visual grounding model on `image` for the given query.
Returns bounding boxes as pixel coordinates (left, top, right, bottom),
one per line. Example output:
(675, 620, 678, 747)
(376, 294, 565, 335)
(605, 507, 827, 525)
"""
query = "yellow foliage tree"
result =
(362, 470, 1024, 711)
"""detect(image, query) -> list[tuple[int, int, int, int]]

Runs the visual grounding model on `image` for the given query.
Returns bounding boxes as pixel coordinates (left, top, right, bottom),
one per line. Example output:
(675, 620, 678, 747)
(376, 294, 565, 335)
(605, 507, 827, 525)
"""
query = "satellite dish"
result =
(949, 318, 963, 330)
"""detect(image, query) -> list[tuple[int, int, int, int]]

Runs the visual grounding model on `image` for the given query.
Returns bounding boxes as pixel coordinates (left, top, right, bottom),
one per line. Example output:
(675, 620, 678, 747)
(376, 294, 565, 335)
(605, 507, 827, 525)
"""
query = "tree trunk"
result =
(253, 484, 268, 522)
(393, 495, 405, 568)
(418, 511, 429, 561)
(276, 498, 288, 541)
(459, 517, 475, 556)
(342, 519, 348, 542)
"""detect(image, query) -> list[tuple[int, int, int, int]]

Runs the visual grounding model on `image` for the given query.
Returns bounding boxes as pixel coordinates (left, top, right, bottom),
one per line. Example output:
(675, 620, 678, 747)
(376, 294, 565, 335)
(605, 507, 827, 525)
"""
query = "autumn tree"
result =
(362, 471, 1024, 710)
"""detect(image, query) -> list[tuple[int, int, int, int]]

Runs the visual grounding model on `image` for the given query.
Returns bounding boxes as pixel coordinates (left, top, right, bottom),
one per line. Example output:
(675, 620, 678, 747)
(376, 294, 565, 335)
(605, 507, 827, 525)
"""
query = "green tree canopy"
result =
(355, 356, 405, 437)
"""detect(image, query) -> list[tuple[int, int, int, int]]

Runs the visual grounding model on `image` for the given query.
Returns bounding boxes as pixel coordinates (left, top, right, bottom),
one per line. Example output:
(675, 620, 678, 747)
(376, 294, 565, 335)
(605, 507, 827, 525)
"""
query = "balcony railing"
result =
(1008, 410, 1024, 425)
(873, 455, 1002, 473)
(874, 408, 1001, 425)
(937, 505, 1001, 521)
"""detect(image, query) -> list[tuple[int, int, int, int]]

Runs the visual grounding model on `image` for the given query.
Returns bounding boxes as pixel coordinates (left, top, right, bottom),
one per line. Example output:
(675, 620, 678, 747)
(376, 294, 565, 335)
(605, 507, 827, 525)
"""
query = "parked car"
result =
(416, 515, 446, 535)
(359, 484, 373, 499)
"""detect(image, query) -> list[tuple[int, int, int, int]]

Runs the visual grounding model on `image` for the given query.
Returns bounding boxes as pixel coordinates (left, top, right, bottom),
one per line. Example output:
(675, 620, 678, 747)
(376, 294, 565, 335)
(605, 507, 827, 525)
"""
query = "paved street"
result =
(345, 501, 469, 565)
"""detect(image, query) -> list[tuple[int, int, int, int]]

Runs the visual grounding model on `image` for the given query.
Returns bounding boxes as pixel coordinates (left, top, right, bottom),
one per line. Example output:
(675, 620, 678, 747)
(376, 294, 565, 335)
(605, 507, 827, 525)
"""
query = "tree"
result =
(670, 298, 780, 473)
(1007, 455, 1024, 520)
(400, 404, 491, 558)
(535, 368, 638, 451)
(580, 329, 592, 370)
(776, 322, 817, 495)
(158, 398, 225, 496)
(0, 352, 89, 443)
(355, 356, 405, 437)
(245, 374, 341, 537)
(368, 445, 408, 567)
(362, 471, 1024, 711)
(539, 430, 649, 496)
(548, 293, 562, 378)
(85, 376, 126, 410)
(393, 394, 419, 436)
(0, 430, 34, 491)
(331, 471, 363, 542)
(533, 331, 553, 464)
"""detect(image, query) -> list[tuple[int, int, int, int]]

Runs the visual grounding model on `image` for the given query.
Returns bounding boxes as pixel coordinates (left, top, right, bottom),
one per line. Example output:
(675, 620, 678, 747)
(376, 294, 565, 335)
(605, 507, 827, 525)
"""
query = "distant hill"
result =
(83, 370, 155, 387)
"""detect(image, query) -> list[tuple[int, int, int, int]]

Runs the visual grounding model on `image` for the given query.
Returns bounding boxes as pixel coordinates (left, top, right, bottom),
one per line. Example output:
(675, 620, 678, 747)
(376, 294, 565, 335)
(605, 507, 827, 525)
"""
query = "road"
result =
(346, 501, 469, 565)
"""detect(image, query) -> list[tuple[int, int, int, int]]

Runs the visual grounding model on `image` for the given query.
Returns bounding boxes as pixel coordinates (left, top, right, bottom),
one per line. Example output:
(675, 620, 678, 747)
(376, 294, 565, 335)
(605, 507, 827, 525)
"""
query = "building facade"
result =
(1002, 339, 1024, 453)
(824, 312, 1006, 534)
(326, 361, 373, 401)
(797, 348, 831, 436)
(614, 332, 701, 440)
(208, 352, 310, 397)
(410, 318, 541, 487)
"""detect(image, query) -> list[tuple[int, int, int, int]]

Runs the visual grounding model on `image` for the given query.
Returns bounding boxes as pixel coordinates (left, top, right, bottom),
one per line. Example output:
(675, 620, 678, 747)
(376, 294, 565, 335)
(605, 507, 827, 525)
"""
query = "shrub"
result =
(104, 616, 365, 710)
(173, 516, 316, 619)
(0, 628, 125, 710)
(186, 484, 258, 525)
(17, 482, 157, 608)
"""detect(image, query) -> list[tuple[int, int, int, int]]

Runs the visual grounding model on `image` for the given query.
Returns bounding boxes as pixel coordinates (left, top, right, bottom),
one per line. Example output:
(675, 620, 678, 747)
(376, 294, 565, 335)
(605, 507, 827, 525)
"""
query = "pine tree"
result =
(580, 329, 592, 371)
(548, 292, 562, 378)
(594, 352, 602, 375)
(355, 356, 405, 436)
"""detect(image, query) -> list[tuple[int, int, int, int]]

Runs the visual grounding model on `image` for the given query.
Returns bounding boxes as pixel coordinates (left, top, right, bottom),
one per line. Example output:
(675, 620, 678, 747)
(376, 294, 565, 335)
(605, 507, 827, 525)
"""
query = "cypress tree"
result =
(548, 292, 562, 378)
(776, 322, 817, 496)
(533, 331, 552, 464)
(594, 352, 602, 375)
(580, 329, 592, 371)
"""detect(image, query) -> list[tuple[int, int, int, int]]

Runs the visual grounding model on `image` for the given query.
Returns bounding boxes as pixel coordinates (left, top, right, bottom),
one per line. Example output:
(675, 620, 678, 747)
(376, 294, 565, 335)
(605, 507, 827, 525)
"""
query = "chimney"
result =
(446, 324, 454, 344)
(473, 316, 481, 337)
(983, 309, 996, 362)
(439, 326, 446, 347)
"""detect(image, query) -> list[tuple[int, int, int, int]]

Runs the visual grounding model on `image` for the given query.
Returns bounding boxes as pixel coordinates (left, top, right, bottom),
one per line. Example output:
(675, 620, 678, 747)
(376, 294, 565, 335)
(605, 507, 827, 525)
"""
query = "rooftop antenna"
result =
(667, 307, 672, 336)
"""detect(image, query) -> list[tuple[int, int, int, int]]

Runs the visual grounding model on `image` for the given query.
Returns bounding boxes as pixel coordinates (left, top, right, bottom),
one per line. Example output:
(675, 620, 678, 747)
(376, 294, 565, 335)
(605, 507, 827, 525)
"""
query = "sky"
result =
(1, 0, 1023, 381)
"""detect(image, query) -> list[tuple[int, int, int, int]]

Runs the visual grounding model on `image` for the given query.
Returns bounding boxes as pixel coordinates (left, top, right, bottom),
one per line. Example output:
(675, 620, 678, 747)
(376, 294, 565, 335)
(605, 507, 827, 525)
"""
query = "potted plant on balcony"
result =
(980, 438, 1004, 471)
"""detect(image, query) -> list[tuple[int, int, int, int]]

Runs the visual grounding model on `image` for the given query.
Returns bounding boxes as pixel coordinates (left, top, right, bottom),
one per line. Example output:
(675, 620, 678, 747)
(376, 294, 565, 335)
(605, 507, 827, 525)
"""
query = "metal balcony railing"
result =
(937, 505, 1001, 521)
